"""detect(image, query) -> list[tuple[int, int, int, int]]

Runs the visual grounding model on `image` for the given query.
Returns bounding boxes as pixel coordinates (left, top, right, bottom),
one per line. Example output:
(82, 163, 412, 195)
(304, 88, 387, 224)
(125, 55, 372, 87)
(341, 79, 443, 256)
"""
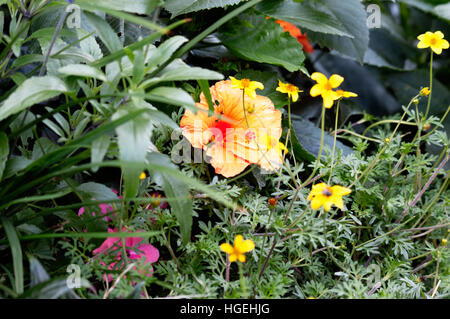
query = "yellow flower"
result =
(230, 76, 264, 100)
(139, 172, 147, 180)
(310, 72, 343, 109)
(220, 235, 255, 263)
(276, 80, 303, 102)
(420, 87, 431, 96)
(385, 137, 390, 143)
(417, 31, 449, 55)
(308, 182, 352, 212)
(336, 89, 358, 99)
(442, 238, 448, 246)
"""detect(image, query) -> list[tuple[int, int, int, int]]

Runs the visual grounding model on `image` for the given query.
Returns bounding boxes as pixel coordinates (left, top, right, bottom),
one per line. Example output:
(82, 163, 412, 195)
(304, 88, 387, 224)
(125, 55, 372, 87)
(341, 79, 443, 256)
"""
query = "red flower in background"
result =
(274, 19, 314, 53)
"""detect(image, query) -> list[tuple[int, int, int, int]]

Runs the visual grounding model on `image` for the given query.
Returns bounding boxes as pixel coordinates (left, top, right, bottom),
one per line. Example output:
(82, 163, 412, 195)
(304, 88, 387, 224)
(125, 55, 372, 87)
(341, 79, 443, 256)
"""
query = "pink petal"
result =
(137, 243, 160, 264)
(78, 207, 85, 216)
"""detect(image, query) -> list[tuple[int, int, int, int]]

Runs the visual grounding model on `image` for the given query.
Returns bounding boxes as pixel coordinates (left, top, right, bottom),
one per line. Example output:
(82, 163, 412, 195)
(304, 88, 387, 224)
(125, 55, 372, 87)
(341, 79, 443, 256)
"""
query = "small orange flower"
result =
(180, 80, 283, 177)
(268, 197, 277, 209)
(274, 19, 314, 53)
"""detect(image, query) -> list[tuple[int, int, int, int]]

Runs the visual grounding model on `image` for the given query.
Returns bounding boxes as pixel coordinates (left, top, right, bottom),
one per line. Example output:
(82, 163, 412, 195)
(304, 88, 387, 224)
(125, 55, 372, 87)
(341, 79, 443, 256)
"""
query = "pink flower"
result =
(94, 228, 160, 282)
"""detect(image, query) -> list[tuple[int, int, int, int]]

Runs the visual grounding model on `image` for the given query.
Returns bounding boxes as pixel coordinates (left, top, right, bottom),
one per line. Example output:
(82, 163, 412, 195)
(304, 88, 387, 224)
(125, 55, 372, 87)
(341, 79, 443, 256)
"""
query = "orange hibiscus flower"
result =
(180, 80, 283, 177)
(274, 19, 314, 53)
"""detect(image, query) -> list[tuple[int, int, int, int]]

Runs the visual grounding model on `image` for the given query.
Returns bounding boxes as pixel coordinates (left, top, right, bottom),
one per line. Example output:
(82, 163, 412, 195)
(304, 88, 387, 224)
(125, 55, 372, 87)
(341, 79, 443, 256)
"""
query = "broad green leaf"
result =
(77, 182, 119, 202)
(0, 132, 8, 181)
(84, 11, 122, 53)
(164, 0, 246, 17)
(198, 80, 215, 112)
(91, 135, 111, 173)
(219, 13, 305, 72)
(11, 54, 43, 69)
(1, 217, 23, 295)
(78, 0, 161, 15)
(255, 0, 353, 37)
(113, 103, 154, 198)
(141, 59, 223, 88)
(306, 0, 369, 64)
(290, 115, 354, 162)
(146, 35, 188, 70)
(77, 28, 103, 61)
(58, 64, 107, 82)
(147, 152, 193, 245)
(363, 29, 416, 71)
(145, 87, 196, 110)
(0, 76, 68, 122)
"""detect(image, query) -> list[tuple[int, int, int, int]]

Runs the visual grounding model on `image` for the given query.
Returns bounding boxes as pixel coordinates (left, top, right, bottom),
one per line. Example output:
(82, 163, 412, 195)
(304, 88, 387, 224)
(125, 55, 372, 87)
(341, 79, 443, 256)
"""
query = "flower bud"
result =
(420, 87, 430, 96)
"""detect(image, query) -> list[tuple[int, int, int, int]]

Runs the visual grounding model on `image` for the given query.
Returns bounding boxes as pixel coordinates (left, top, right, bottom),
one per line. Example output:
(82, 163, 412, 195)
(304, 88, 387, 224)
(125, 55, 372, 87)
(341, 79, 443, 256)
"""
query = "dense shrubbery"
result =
(0, 0, 448, 299)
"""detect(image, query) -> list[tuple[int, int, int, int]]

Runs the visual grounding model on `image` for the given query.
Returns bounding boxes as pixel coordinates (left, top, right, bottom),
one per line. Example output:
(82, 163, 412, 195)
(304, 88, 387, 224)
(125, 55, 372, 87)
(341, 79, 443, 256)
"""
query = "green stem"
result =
(307, 106, 326, 183)
(424, 51, 433, 119)
(238, 262, 247, 298)
(328, 100, 340, 184)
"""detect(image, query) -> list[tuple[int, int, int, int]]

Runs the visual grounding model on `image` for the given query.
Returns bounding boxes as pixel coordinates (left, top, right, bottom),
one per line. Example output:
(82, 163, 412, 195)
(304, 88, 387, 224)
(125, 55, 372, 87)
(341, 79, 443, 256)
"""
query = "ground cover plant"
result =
(0, 0, 448, 299)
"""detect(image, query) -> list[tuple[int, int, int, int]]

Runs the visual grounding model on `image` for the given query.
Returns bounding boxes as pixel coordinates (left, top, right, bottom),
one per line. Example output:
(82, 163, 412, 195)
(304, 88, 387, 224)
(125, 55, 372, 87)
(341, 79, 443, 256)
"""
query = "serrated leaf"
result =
(0, 76, 68, 122)
(255, 0, 352, 37)
(219, 13, 305, 72)
(165, 0, 245, 17)
(78, 0, 161, 15)
(306, 0, 369, 63)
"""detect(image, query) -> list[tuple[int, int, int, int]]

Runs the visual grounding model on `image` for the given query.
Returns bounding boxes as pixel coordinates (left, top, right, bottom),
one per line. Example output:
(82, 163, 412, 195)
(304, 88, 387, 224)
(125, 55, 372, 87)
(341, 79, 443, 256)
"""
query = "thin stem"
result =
(328, 100, 340, 184)
(238, 262, 247, 298)
(424, 51, 433, 119)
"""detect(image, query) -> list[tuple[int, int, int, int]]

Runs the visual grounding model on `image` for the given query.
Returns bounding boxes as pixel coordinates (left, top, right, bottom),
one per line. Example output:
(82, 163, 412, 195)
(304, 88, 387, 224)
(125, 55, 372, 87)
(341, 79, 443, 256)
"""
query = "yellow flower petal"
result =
(329, 74, 344, 88)
(229, 253, 238, 262)
(310, 84, 322, 97)
(220, 243, 235, 254)
(311, 72, 328, 85)
(238, 254, 246, 263)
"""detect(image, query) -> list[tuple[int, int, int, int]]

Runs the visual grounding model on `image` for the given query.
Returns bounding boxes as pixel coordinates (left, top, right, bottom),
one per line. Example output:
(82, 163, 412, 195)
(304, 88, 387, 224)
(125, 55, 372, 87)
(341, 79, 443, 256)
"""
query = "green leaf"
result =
(113, 103, 154, 198)
(58, 64, 107, 82)
(219, 13, 305, 72)
(147, 152, 193, 245)
(306, 0, 369, 63)
(91, 135, 111, 173)
(141, 59, 223, 88)
(145, 87, 196, 110)
(290, 115, 354, 162)
(0, 76, 68, 122)
(255, 0, 353, 37)
(164, 0, 246, 17)
(198, 80, 214, 112)
(0, 132, 8, 181)
(78, 0, 161, 15)
(147, 35, 188, 70)
(76, 182, 119, 202)
(84, 11, 122, 53)
(1, 217, 23, 295)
